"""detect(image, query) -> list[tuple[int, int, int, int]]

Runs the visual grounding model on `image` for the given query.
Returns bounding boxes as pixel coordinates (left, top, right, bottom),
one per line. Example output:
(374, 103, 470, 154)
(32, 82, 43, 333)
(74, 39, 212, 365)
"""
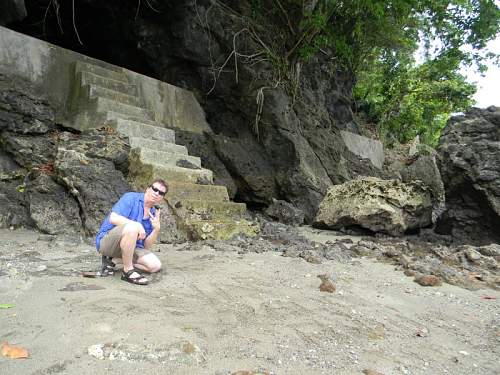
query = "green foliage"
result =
(354, 50, 476, 145)
(226, 1, 499, 144)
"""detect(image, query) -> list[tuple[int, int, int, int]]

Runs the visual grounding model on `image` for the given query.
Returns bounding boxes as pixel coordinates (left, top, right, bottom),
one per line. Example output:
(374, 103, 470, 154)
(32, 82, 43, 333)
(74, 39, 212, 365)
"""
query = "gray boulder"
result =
(313, 177, 433, 236)
(264, 198, 305, 226)
(436, 106, 500, 244)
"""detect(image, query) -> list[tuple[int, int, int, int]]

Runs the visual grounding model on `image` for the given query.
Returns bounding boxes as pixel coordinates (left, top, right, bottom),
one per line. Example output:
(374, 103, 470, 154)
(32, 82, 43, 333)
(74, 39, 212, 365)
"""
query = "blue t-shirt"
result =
(95, 192, 156, 251)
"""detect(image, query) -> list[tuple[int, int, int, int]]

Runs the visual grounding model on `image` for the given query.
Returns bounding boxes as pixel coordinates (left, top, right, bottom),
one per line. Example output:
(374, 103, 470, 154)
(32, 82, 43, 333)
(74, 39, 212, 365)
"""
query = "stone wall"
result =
(0, 26, 211, 133)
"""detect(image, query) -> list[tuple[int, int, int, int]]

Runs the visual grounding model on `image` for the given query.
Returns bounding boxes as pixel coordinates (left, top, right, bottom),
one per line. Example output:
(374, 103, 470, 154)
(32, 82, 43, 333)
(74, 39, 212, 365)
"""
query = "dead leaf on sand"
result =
(1, 342, 29, 359)
(182, 342, 196, 354)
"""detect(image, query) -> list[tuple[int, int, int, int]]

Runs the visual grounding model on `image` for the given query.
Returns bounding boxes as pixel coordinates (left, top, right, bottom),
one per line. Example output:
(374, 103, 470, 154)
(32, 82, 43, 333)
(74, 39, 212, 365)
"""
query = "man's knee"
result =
(148, 257, 162, 273)
(139, 253, 162, 273)
(122, 222, 140, 237)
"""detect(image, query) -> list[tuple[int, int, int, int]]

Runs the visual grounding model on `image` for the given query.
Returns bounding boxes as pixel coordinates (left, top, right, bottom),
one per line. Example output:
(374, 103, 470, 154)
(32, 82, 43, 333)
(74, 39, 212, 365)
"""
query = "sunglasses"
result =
(150, 185, 166, 196)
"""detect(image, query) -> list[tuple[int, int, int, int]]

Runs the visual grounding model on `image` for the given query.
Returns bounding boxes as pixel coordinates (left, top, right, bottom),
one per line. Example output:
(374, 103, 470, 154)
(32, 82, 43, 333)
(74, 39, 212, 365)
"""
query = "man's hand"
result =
(137, 222, 147, 240)
(149, 209, 161, 231)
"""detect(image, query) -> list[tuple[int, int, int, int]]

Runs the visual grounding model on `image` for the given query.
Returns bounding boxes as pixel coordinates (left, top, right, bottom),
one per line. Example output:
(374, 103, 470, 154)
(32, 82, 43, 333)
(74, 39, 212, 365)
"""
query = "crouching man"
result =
(95, 178, 167, 285)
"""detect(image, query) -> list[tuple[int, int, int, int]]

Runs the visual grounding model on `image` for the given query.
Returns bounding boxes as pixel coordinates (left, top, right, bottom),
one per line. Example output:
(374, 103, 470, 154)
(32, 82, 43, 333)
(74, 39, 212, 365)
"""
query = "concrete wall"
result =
(340, 130, 384, 169)
(0, 26, 211, 133)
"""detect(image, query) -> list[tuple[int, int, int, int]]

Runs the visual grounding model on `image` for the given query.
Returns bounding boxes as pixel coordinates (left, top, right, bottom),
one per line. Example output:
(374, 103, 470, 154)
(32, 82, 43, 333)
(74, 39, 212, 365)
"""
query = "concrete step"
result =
(108, 119, 176, 143)
(104, 111, 158, 127)
(128, 137, 187, 154)
(183, 218, 259, 240)
(166, 181, 229, 203)
(86, 84, 141, 107)
(149, 163, 213, 185)
(76, 59, 123, 72)
(95, 97, 155, 121)
(75, 61, 127, 82)
(129, 150, 213, 185)
(176, 199, 246, 220)
(136, 148, 201, 168)
(78, 71, 137, 96)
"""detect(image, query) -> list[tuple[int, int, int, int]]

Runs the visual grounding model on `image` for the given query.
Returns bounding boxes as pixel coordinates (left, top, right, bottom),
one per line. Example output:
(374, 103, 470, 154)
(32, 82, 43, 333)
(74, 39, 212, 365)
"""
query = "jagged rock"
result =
(478, 244, 500, 257)
(0, 179, 30, 228)
(264, 198, 305, 226)
(436, 106, 500, 244)
(26, 172, 82, 235)
(1, 132, 57, 168)
(0, 73, 54, 134)
(0, 150, 28, 228)
(54, 136, 130, 235)
(313, 177, 433, 236)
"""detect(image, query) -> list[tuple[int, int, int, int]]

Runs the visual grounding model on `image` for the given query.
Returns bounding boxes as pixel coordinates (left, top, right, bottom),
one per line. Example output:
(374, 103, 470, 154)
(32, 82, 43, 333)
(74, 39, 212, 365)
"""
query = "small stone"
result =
(404, 269, 417, 277)
(317, 274, 336, 293)
(414, 274, 442, 287)
(35, 265, 47, 272)
(87, 344, 105, 359)
(464, 248, 481, 262)
(416, 328, 429, 337)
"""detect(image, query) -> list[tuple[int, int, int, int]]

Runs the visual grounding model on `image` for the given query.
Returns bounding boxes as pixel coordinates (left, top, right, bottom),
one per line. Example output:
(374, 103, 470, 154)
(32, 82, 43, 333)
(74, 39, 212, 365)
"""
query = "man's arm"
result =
(144, 209, 161, 249)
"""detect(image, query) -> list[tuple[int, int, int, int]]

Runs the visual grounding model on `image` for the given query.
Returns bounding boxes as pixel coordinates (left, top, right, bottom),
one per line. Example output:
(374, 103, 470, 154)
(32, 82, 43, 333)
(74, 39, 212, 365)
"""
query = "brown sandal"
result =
(121, 269, 149, 285)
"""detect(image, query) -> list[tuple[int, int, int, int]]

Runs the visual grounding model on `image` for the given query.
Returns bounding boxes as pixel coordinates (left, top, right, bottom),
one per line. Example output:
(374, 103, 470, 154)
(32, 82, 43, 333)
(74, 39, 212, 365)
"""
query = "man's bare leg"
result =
(135, 253, 162, 273)
(119, 223, 140, 273)
(118, 223, 148, 284)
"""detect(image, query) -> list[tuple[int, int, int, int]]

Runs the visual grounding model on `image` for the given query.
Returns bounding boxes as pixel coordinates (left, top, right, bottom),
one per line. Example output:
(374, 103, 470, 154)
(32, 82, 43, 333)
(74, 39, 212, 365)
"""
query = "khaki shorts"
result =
(99, 224, 151, 261)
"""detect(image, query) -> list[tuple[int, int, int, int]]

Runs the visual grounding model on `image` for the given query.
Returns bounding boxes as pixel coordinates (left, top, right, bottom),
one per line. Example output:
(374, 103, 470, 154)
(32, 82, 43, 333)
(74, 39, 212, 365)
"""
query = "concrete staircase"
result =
(70, 60, 258, 240)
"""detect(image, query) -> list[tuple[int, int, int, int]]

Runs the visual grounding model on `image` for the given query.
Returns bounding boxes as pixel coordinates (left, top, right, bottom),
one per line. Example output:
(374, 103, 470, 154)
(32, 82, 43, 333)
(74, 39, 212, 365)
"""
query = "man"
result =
(95, 178, 167, 285)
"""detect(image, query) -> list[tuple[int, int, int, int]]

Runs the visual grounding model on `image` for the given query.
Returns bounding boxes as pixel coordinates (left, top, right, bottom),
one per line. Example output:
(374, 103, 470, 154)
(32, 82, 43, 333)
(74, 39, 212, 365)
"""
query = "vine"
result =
(202, 0, 499, 145)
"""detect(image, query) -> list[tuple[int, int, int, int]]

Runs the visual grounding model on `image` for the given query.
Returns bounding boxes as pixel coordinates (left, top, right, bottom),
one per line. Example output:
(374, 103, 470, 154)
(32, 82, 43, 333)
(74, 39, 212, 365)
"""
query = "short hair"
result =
(151, 178, 168, 193)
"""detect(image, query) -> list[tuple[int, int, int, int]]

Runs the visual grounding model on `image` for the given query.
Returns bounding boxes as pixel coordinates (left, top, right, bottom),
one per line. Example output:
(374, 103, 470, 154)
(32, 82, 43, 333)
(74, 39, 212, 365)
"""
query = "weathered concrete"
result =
(0, 26, 211, 133)
(340, 130, 384, 169)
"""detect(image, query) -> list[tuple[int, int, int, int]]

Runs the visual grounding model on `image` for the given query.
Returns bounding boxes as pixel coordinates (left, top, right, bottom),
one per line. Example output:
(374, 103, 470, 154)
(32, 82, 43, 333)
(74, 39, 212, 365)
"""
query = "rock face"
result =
(0, 74, 131, 235)
(436, 107, 500, 245)
(0, 0, 26, 26)
(7, 0, 392, 221)
(313, 177, 433, 236)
